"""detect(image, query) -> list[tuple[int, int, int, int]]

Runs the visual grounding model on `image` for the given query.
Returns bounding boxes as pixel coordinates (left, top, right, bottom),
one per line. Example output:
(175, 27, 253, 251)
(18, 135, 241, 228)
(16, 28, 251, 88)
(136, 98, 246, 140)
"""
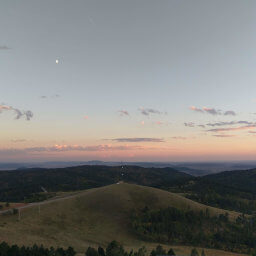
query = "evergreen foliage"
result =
(132, 206, 256, 253)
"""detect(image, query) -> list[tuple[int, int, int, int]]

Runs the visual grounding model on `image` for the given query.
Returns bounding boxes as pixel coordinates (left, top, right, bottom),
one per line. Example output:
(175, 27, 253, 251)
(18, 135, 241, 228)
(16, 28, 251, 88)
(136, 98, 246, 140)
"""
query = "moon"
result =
(55, 59, 59, 64)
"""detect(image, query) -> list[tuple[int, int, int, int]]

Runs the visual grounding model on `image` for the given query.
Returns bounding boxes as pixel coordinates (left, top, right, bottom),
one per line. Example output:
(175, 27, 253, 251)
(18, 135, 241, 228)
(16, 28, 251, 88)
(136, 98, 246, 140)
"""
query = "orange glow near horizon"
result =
(1, 133, 256, 162)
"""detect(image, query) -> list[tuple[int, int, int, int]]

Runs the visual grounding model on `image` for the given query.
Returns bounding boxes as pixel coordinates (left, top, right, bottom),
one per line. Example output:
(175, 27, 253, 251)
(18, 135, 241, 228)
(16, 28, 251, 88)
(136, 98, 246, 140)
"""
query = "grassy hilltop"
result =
(0, 183, 245, 256)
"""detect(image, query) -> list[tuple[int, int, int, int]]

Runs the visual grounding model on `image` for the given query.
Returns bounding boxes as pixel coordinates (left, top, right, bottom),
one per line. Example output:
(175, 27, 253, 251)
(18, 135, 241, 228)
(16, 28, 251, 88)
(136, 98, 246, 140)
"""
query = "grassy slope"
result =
(0, 183, 245, 256)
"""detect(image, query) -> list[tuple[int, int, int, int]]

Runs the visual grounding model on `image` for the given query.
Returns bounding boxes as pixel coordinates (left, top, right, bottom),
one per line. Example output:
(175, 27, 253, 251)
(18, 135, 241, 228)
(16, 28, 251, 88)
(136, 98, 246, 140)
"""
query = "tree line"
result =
(132, 206, 256, 254)
(0, 241, 207, 256)
(0, 242, 75, 256)
(85, 241, 205, 256)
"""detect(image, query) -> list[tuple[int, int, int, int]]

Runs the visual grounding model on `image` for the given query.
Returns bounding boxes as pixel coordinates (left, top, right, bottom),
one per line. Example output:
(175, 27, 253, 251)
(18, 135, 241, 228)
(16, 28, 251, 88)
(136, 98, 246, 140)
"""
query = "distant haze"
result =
(1, 161, 256, 176)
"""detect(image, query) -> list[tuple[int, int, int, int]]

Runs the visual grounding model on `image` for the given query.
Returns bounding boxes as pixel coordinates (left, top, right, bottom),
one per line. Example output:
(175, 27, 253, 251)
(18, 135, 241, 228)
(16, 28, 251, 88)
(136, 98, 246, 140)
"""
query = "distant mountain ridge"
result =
(1, 160, 256, 176)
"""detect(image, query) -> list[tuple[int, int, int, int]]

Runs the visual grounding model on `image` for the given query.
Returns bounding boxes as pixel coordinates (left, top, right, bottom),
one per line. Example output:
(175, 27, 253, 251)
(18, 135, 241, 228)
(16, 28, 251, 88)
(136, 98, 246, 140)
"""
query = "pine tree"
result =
(86, 247, 99, 256)
(98, 246, 105, 256)
(168, 248, 175, 256)
(155, 245, 166, 255)
(191, 248, 199, 256)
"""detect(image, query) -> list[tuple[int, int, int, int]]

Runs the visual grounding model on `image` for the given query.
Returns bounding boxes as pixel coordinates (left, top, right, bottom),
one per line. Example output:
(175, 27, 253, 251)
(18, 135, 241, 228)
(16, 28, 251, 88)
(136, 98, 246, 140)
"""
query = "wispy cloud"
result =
(190, 106, 204, 113)
(213, 134, 236, 138)
(207, 125, 256, 133)
(171, 136, 187, 140)
(0, 104, 33, 120)
(139, 108, 166, 116)
(11, 139, 27, 143)
(206, 121, 254, 127)
(153, 121, 170, 126)
(111, 138, 165, 143)
(190, 106, 236, 116)
(203, 107, 220, 115)
(0, 45, 10, 50)
(118, 110, 129, 116)
(224, 111, 236, 116)
(0, 144, 144, 154)
(184, 122, 195, 127)
(40, 94, 60, 99)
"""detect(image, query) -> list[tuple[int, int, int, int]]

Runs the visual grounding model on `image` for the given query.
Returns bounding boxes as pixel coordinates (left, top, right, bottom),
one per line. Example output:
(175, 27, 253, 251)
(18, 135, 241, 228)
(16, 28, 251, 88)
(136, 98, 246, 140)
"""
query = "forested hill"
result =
(182, 168, 256, 214)
(202, 169, 256, 193)
(0, 165, 191, 202)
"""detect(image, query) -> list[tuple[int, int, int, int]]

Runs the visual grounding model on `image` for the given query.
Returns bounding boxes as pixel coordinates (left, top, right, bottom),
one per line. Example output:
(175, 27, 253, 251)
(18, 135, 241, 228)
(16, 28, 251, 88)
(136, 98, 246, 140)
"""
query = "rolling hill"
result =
(202, 169, 256, 194)
(0, 183, 245, 256)
(2, 164, 256, 215)
(0, 165, 191, 202)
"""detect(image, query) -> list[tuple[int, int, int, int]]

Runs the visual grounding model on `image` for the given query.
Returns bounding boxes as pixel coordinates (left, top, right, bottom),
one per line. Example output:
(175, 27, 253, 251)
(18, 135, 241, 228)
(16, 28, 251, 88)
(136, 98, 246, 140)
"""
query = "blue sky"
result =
(1, 0, 256, 162)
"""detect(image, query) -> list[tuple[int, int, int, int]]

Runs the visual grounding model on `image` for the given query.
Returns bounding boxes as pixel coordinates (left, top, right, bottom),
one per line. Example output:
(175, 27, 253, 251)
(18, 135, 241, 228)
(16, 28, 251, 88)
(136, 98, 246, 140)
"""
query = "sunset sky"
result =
(1, 0, 256, 162)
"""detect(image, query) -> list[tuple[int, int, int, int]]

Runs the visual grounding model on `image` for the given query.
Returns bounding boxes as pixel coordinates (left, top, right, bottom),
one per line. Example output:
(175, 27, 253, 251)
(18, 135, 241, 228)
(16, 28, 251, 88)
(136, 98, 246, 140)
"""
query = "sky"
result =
(1, 0, 256, 162)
